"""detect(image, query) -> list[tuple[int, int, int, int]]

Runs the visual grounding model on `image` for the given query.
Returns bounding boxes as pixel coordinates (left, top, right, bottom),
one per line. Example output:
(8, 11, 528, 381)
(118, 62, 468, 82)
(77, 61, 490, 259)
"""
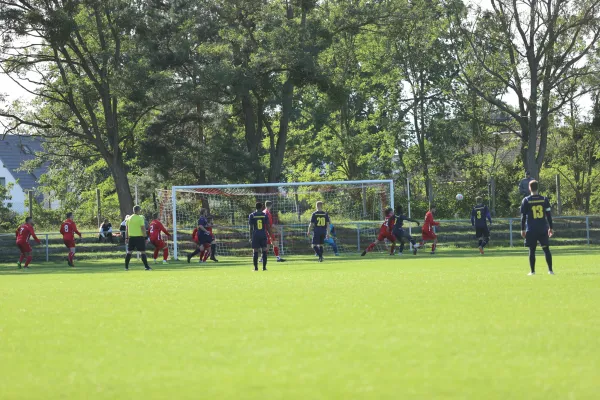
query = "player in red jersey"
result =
(361, 208, 397, 256)
(16, 217, 41, 269)
(149, 214, 172, 264)
(264, 201, 285, 262)
(60, 212, 82, 267)
(421, 205, 440, 254)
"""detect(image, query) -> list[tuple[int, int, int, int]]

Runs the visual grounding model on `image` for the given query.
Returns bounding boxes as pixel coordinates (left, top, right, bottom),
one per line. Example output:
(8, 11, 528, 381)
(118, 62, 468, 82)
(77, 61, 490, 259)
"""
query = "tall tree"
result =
(0, 0, 157, 217)
(453, 0, 600, 179)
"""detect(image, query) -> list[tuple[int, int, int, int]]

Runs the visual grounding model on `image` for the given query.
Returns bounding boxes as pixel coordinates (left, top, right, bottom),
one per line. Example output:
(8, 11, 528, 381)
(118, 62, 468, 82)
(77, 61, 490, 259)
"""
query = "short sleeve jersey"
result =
(197, 216, 211, 237)
(127, 214, 146, 237)
(521, 195, 551, 233)
(60, 220, 80, 241)
(149, 220, 167, 241)
(394, 215, 409, 230)
(249, 211, 269, 237)
(381, 214, 396, 233)
(16, 224, 36, 244)
(311, 211, 330, 233)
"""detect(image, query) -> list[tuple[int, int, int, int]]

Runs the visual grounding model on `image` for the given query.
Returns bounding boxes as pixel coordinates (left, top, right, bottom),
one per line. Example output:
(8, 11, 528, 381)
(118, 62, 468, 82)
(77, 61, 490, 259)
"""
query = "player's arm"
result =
(545, 199, 554, 236)
(31, 228, 41, 244)
(486, 207, 492, 225)
(470, 209, 475, 226)
(406, 217, 420, 226)
(307, 214, 315, 236)
(248, 216, 254, 240)
(161, 222, 172, 237)
(520, 200, 527, 238)
(60, 223, 65, 235)
(325, 214, 331, 238)
(74, 223, 82, 237)
(15, 228, 19, 238)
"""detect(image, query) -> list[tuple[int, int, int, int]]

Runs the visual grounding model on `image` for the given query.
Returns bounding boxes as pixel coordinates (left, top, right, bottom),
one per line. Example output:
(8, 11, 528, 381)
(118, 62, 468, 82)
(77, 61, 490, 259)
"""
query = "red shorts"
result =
(377, 232, 396, 242)
(422, 230, 437, 241)
(151, 239, 166, 249)
(17, 242, 32, 253)
(63, 239, 76, 249)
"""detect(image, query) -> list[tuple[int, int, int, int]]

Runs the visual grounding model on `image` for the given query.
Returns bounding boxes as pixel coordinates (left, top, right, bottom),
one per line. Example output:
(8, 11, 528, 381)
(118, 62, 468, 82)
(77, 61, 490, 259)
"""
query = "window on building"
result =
(0, 177, 5, 187)
(21, 145, 33, 155)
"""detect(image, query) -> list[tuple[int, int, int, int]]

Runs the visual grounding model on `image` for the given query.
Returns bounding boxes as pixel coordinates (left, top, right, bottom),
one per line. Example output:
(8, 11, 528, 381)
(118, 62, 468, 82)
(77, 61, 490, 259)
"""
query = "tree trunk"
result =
(241, 91, 263, 183)
(268, 78, 294, 183)
(196, 102, 207, 184)
(107, 155, 134, 219)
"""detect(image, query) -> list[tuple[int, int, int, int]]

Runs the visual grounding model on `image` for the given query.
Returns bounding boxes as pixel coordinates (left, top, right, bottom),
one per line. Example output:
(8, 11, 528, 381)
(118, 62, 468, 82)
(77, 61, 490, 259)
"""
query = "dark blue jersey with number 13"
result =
(249, 211, 269, 237)
(521, 195, 551, 233)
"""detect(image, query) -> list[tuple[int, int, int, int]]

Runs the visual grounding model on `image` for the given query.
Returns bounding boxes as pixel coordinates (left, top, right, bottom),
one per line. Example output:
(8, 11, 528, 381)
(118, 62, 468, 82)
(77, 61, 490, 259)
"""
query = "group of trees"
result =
(0, 0, 599, 225)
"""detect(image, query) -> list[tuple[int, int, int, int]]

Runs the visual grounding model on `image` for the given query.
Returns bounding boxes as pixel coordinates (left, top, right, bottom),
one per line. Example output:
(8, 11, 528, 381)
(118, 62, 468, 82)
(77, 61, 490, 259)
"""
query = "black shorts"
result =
(475, 226, 490, 238)
(525, 231, 550, 248)
(252, 234, 268, 249)
(197, 233, 212, 245)
(128, 237, 146, 252)
(393, 229, 412, 241)
(312, 232, 326, 245)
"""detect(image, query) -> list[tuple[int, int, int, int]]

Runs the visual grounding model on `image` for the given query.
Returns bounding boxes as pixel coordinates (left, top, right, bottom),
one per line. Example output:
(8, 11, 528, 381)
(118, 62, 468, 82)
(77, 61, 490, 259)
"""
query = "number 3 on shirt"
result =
(257, 220, 263, 230)
(476, 211, 482, 219)
(532, 205, 544, 219)
(317, 217, 326, 227)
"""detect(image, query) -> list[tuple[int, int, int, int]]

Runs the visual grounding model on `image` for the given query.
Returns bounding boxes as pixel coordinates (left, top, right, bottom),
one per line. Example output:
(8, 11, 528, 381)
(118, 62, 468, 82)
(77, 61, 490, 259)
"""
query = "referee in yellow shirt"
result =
(125, 205, 152, 271)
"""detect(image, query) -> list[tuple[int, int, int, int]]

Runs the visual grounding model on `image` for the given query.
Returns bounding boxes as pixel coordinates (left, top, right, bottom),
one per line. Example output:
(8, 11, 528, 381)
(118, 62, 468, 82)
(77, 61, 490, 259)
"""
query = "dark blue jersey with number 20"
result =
(248, 211, 269, 237)
(311, 211, 330, 233)
(521, 195, 551, 233)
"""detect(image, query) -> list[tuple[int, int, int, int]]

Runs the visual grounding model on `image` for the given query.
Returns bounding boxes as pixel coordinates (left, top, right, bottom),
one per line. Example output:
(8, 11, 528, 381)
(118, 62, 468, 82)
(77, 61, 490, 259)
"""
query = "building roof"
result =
(0, 135, 46, 191)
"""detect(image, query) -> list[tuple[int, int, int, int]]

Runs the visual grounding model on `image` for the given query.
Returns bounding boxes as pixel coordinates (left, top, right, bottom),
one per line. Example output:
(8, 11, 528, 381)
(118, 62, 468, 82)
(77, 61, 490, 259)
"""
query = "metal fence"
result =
(1, 216, 598, 263)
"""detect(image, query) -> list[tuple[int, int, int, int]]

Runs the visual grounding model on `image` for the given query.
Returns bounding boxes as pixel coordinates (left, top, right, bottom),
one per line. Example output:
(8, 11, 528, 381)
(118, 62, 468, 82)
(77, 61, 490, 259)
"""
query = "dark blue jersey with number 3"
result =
(521, 195, 551, 233)
(249, 211, 269, 237)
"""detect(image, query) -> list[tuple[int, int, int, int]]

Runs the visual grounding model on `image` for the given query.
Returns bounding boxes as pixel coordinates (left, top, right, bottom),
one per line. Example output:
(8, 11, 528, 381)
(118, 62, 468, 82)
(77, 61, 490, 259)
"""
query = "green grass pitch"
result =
(1, 248, 599, 399)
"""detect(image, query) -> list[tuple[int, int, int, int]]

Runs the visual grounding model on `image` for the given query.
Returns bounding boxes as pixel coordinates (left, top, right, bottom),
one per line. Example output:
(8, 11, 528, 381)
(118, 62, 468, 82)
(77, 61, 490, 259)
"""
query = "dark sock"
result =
(543, 247, 553, 271)
(190, 248, 201, 258)
(529, 247, 536, 273)
(318, 246, 324, 257)
(125, 253, 132, 268)
(399, 242, 405, 253)
(478, 239, 483, 247)
(410, 239, 416, 246)
(313, 246, 320, 255)
(141, 254, 150, 268)
(253, 252, 259, 268)
(482, 238, 489, 249)
(262, 251, 268, 268)
(211, 244, 217, 257)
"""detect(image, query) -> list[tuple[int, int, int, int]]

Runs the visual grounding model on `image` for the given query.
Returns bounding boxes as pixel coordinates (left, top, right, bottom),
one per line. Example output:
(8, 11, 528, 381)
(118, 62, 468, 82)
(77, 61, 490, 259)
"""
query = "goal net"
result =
(157, 180, 394, 260)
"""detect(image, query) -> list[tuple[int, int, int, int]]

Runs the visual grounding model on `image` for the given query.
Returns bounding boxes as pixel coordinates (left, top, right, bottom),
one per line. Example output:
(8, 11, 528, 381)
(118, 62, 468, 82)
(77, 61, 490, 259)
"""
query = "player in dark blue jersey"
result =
(249, 202, 272, 271)
(471, 197, 492, 255)
(392, 205, 420, 255)
(197, 209, 218, 262)
(520, 180, 554, 275)
(187, 209, 214, 263)
(307, 201, 330, 262)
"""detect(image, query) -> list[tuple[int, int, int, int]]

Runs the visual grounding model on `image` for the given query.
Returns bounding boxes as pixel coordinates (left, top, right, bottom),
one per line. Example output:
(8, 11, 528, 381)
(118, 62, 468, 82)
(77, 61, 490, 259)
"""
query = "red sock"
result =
(273, 246, 280, 257)
(153, 248, 159, 260)
(163, 248, 169, 261)
(366, 243, 376, 253)
(203, 250, 210, 262)
(25, 256, 32, 267)
(19, 254, 25, 263)
(199, 250, 205, 260)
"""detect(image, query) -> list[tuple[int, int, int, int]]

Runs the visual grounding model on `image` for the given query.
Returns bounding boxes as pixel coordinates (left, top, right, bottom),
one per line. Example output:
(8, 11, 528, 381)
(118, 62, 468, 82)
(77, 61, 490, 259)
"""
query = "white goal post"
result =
(160, 180, 395, 260)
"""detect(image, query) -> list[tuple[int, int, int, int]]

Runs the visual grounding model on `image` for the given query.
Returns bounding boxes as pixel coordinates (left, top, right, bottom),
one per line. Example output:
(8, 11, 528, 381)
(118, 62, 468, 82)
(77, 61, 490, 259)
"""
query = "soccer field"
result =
(1, 249, 599, 399)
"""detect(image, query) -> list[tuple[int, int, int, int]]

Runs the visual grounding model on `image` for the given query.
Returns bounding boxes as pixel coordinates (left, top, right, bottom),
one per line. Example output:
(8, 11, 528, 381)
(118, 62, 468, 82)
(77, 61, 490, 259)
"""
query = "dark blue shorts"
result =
(197, 233, 212, 245)
(312, 231, 326, 245)
(475, 226, 490, 238)
(393, 229, 411, 240)
(525, 231, 549, 248)
(252, 234, 268, 249)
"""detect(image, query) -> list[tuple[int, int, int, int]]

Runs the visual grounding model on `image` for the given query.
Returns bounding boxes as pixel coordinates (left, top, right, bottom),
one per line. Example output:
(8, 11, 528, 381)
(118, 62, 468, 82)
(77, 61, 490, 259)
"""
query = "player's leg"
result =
(362, 233, 382, 256)
(137, 239, 151, 270)
(539, 235, 553, 274)
(160, 241, 169, 263)
(187, 243, 203, 263)
(431, 234, 438, 254)
(210, 238, 218, 262)
(389, 235, 397, 255)
(18, 252, 25, 268)
(527, 237, 537, 275)
(69, 246, 76, 267)
(272, 235, 285, 262)
(24, 251, 33, 268)
(481, 227, 490, 252)
(262, 237, 268, 270)
(253, 248, 259, 271)
(153, 244, 160, 262)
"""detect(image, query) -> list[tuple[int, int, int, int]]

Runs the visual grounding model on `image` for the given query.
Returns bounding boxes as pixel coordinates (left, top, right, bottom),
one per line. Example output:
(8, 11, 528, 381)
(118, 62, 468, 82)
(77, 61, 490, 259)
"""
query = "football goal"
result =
(157, 180, 394, 260)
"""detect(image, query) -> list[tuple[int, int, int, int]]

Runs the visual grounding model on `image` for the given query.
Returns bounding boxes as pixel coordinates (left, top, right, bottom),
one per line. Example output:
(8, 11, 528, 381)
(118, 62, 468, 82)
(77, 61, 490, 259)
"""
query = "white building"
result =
(0, 135, 49, 214)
